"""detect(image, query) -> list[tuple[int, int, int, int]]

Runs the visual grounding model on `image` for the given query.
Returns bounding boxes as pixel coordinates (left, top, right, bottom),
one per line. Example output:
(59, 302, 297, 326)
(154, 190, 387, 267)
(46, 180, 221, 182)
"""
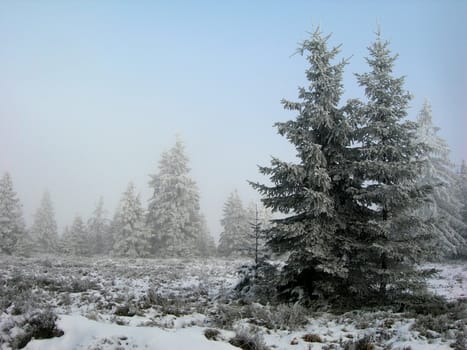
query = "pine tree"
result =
(245, 203, 273, 264)
(147, 139, 206, 256)
(31, 191, 58, 253)
(113, 182, 151, 257)
(87, 197, 109, 255)
(458, 160, 467, 256)
(218, 191, 252, 257)
(250, 29, 352, 300)
(348, 32, 433, 300)
(414, 101, 466, 257)
(106, 206, 120, 254)
(58, 225, 72, 254)
(15, 229, 34, 257)
(69, 215, 89, 256)
(0, 173, 27, 254)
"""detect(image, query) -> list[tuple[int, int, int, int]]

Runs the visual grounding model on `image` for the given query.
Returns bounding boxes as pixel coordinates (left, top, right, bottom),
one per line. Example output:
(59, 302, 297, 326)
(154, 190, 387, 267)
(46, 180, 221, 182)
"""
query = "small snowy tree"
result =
(218, 191, 252, 257)
(87, 197, 109, 255)
(245, 203, 273, 266)
(0, 173, 26, 254)
(249, 204, 263, 269)
(113, 182, 151, 257)
(414, 101, 466, 257)
(58, 225, 72, 254)
(147, 139, 206, 256)
(106, 206, 120, 254)
(69, 215, 89, 256)
(14, 229, 34, 257)
(31, 191, 58, 253)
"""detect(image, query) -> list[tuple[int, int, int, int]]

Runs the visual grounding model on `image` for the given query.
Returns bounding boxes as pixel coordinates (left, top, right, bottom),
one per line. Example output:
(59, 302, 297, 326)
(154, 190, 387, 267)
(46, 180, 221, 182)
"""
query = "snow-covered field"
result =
(0, 255, 465, 350)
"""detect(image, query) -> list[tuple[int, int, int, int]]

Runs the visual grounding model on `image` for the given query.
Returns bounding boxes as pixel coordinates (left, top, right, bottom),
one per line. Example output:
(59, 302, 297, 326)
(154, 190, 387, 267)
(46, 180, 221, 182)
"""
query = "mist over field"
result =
(0, 1, 466, 350)
(0, 1, 465, 238)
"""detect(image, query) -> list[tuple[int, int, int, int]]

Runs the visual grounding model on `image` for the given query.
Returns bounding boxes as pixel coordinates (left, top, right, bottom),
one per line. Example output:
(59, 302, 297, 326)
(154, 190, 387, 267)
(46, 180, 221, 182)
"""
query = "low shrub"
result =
(114, 304, 136, 317)
(302, 333, 322, 342)
(273, 303, 308, 330)
(342, 335, 375, 350)
(68, 277, 98, 292)
(204, 328, 221, 340)
(451, 328, 466, 350)
(211, 303, 243, 328)
(210, 301, 309, 331)
(229, 329, 270, 350)
(11, 310, 64, 349)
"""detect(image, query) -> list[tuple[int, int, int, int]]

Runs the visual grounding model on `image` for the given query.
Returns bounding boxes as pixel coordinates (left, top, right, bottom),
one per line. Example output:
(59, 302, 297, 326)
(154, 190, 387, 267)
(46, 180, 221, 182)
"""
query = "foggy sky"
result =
(1, 1, 466, 241)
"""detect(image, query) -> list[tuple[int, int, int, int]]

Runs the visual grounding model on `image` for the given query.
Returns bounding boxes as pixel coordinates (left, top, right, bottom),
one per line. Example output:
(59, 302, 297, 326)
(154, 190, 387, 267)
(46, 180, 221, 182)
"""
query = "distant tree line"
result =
(0, 139, 271, 259)
(0, 140, 213, 258)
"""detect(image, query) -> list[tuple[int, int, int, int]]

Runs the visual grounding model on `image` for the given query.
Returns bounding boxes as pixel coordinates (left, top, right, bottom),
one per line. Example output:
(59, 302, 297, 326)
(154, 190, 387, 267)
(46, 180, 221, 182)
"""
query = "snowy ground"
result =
(0, 255, 465, 350)
(426, 262, 467, 301)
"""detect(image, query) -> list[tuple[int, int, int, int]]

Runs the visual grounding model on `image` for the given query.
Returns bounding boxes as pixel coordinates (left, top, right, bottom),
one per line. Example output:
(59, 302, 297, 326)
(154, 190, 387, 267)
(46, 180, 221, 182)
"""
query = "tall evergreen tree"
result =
(0, 173, 26, 254)
(218, 191, 252, 257)
(147, 139, 206, 256)
(113, 182, 151, 257)
(458, 160, 467, 256)
(414, 101, 466, 257)
(31, 191, 58, 253)
(348, 32, 432, 300)
(87, 197, 109, 255)
(251, 29, 352, 300)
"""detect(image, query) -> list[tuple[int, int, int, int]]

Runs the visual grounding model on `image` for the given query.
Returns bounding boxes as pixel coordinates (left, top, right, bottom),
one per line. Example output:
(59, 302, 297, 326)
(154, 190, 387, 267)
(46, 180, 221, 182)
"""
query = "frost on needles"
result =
(251, 29, 436, 304)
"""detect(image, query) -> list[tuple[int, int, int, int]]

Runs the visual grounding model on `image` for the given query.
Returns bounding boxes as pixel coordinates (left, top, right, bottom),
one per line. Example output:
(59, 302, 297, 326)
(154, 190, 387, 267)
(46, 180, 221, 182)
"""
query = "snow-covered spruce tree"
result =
(0, 173, 26, 254)
(69, 215, 90, 256)
(87, 197, 109, 255)
(31, 191, 59, 253)
(147, 139, 207, 256)
(106, 206, 120, 254)
(458, 160, 467, 257)
(348, 33, 433, 301)
(112, 182, 151, 257)
(218, 190, 252, 257)
(250, 30, 354, 300)
(245, 203, 273, 265)
(414, 101, 466, 258)
(58, 225, 72, 254)
(14, 229, 34, 257)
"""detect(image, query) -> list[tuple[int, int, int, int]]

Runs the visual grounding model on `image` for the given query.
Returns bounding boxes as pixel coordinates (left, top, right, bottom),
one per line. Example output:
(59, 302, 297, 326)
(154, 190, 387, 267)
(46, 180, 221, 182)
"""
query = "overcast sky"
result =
(1, 1, 466, 241)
